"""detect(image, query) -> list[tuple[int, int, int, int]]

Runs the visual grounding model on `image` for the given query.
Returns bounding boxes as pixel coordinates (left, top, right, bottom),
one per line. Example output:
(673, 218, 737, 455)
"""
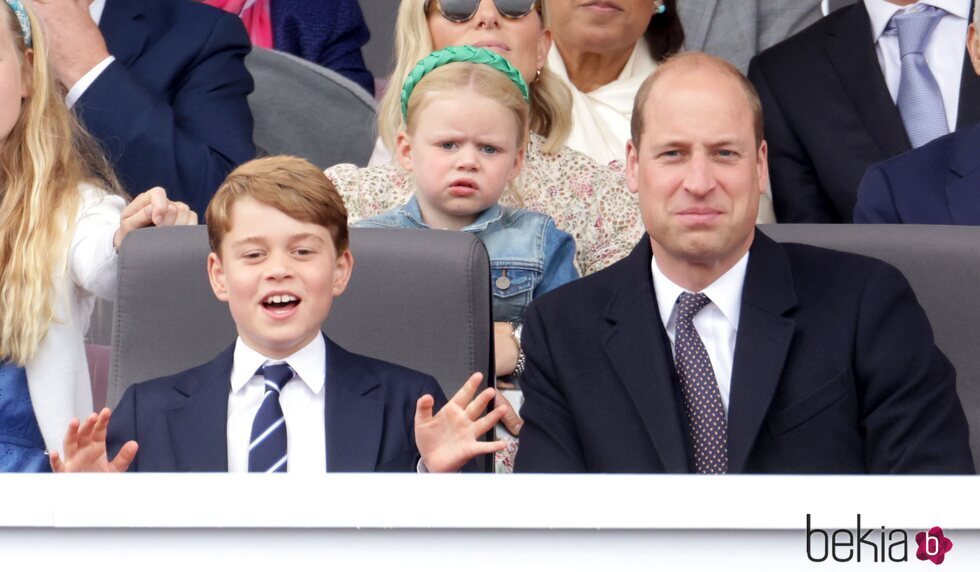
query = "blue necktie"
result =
(673, 292, 728, 474)
(887, 6, 948, 148)
(248, 363, 294, 473)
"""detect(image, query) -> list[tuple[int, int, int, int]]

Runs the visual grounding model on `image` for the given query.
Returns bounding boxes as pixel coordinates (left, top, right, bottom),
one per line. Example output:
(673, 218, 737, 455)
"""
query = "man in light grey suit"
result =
(677, 0, 823, 73)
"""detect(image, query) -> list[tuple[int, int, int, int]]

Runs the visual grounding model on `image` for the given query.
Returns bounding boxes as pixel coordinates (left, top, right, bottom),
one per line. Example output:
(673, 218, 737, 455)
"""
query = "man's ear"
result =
(207, 252, 229, 302)
(756, 140, 769, 195)
(625, 139, 640, 195)
(332, 249, 354, 296)
(395, 131, 414, 172)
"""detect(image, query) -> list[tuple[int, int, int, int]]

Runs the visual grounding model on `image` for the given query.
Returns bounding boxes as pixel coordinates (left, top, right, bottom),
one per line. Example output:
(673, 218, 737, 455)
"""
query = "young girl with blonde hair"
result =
(0, 0, 195, 471)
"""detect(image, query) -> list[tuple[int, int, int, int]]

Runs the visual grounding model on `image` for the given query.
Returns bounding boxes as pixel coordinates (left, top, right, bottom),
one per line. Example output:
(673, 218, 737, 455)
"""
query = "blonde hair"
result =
(405, 61, 530, 147)
(378, 0, 571, 155)
(0, 3, 120, 365)
(207, 156, 350, 256)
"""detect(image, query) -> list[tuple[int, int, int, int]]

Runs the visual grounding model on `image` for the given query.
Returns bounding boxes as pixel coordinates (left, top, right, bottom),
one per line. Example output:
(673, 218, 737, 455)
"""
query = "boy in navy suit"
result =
(52, 156, 507, 473)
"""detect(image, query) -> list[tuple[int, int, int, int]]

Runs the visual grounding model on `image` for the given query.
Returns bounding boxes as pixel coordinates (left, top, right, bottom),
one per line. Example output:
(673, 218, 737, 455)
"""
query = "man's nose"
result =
(683, 153, 715, 196)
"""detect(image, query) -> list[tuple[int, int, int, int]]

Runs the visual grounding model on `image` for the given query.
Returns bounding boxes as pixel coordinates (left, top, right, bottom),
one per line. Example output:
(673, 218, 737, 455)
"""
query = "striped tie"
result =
(248, 363, 293, 472)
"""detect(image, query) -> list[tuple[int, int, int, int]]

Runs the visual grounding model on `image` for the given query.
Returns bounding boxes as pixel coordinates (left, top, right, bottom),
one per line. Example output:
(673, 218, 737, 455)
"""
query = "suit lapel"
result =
(167, 345, 234, 472)
(323, 338, 384, 472)
(727, 232, 797, 473)
(956, 48, 980, 129)
(603, 239, 690, 473)
(824, 3, 910, 157)
(98, 0, 150, 66)
(945, 124, 980, 224)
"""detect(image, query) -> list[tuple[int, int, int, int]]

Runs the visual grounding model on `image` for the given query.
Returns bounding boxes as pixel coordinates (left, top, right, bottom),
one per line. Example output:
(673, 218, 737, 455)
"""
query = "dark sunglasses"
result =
(424, 0, 540, 23)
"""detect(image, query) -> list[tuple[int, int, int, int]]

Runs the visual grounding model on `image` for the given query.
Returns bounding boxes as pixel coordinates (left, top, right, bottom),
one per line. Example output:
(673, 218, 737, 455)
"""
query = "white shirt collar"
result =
(89, 0, 107, 25)
(651, 251, 750, 333)
(230, 334, 327, 395)
(865, 0, 970, 43)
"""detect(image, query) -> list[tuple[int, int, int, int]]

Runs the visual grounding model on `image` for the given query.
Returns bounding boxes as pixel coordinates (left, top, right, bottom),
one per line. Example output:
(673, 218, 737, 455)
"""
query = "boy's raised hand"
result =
(414, 373, 508, 473)
(114, 186, 198, 249)
(49, 408, 138, 473)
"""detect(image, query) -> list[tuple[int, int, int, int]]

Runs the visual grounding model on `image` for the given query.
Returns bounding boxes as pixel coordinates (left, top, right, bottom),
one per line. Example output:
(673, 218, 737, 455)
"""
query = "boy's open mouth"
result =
(262, 293, 300, 313)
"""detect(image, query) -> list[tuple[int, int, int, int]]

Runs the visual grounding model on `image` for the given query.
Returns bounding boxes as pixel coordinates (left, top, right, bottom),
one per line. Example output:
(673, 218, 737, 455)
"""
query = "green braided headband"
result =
(3, 0, 31, 48)
(401, 45, 529, 120)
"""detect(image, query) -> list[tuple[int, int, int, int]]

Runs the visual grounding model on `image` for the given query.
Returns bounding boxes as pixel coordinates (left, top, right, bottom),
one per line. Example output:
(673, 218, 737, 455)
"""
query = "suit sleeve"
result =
(77, 13, 255, 217)
(853, 163, 901, 223)
(855, 262, 974, 474)
(749, 56, 841, 223)
(514, 302, 588, 473)
(107, 385, 139, 472)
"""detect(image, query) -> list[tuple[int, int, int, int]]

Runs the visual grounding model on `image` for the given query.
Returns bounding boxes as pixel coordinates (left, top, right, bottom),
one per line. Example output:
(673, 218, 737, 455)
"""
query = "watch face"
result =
(513, 324, 523, 342)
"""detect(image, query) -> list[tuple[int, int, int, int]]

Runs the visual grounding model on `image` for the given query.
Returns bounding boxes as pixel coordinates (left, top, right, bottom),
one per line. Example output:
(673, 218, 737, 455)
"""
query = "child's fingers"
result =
(415, 394, 435, 423)
(110, 441, 139, 472)
(450, 372, 483, 407)
(49, 450, 64, 473)
(464, 387, 496, 420)
(473, 405, 507, 436)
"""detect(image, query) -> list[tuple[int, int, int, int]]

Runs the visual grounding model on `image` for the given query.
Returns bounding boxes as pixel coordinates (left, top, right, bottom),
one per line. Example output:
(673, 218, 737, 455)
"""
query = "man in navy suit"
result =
(50, 157, 506, 473)
(748, 0, 980, 223)
(855, 8, 980, 224)
(513, 53, 974, 474)
(32, 0, 256, 217)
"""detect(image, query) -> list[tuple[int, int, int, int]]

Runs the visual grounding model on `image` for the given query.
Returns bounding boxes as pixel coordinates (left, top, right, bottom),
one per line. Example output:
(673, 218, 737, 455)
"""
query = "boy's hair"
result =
(378, 0, 571, 154)
(405, 61, 531, 149)
(206, 156, 350, 255)
(0, 2, 120, 364)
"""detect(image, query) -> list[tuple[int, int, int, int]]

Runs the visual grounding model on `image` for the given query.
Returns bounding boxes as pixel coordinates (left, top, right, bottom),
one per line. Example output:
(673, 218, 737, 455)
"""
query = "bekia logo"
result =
(806, 515, 953, 564)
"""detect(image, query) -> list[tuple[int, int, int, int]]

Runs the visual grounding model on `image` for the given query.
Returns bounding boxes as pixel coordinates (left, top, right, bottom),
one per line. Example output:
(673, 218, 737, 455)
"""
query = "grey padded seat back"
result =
(760, 224, 980, 467)
(245, 47, 377, 168)
(107, 226, 492, 409)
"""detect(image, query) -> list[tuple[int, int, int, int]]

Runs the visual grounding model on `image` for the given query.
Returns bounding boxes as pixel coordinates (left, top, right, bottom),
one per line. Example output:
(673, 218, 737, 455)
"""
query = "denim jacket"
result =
(355, 196, 579, 324)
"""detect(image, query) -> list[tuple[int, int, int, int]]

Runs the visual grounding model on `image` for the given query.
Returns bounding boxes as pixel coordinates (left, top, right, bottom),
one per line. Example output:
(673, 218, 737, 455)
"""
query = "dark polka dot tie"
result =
(673, 292, 728, 474)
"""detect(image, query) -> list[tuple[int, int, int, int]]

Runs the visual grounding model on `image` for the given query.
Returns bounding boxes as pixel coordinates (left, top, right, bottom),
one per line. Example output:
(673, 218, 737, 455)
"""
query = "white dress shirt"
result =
(226, 335, 328, 473)
(865, 0, 970, 133)
(65, 0, 116, 108)
(651, 252, 750, 413)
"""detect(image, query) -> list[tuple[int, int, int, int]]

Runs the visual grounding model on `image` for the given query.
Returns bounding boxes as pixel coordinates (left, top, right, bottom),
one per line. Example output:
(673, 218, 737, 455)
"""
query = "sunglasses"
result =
(425, 0, 540, 23)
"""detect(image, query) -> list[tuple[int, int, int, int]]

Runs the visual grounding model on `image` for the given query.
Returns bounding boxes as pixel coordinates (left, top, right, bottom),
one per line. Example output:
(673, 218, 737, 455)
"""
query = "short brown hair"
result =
(206, 156, 349, 255)
(630, 52, 764, 147)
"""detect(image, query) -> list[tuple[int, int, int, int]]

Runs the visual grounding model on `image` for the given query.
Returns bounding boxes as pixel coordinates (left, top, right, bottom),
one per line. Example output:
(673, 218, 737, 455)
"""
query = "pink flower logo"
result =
(916, 526, 952, 565)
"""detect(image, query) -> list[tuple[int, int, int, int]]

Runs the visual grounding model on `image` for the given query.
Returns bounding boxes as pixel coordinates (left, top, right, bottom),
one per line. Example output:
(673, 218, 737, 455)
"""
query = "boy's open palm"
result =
(414, 373, 507, 473)
(49, 408, 138, 473)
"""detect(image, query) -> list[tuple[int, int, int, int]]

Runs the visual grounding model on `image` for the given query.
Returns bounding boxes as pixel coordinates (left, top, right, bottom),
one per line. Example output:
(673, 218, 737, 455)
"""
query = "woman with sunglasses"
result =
(329, 0, 642, 277)
(546, 0, 682, 166)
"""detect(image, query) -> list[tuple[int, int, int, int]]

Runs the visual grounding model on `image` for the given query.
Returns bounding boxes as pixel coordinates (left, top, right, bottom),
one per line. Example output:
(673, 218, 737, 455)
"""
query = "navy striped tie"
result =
(248, 363, 294, 472)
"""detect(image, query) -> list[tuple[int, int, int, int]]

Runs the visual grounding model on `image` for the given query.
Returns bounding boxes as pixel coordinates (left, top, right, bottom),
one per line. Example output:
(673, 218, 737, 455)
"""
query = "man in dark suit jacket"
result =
(33, 0, 256, 217)
(748, 0, 980, 223)
(106, 336, 445, 472)
(514, 52, 974, 474)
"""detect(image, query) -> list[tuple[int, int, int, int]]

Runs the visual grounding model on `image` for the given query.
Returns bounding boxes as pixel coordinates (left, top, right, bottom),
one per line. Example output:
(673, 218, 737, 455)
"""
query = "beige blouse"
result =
(327, 134, 645, 276)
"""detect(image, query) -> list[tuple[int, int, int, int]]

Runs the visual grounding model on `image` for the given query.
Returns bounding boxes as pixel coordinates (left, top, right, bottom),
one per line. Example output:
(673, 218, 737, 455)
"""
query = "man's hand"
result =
(49, 408, 138, 472)
(32, 0, 111, 88)
(415, 373, 507, 473)
(114, 186, 198, 248)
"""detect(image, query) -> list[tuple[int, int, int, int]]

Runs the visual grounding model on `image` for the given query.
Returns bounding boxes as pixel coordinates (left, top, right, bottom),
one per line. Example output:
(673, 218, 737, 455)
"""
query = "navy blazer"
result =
(78, 0, 256, 216)
(854, 122, 980, 224)
(107, 336, 447, 472)
(514, 232, 974, 474)
(271, 0, 374, 96)
(748, 1, 980, 223)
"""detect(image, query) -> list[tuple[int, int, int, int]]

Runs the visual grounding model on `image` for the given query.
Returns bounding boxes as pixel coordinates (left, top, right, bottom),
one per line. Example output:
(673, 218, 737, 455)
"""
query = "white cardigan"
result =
(25, 183, 124, 454)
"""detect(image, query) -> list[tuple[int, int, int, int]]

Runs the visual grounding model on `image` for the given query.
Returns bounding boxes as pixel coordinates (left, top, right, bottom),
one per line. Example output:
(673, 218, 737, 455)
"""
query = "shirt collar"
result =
(865, 0, 969, 43)
(401, 195, 503, 232)
(230, 334, 327, 395)
(90, 0, 107, 25)
(651, 251, 750, 333)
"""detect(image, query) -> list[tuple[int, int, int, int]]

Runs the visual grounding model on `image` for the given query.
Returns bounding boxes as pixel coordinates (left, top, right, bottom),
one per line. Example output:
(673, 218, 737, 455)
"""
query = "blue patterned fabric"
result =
(270, 0, 375, 96)
(0, 362, 51, 472)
